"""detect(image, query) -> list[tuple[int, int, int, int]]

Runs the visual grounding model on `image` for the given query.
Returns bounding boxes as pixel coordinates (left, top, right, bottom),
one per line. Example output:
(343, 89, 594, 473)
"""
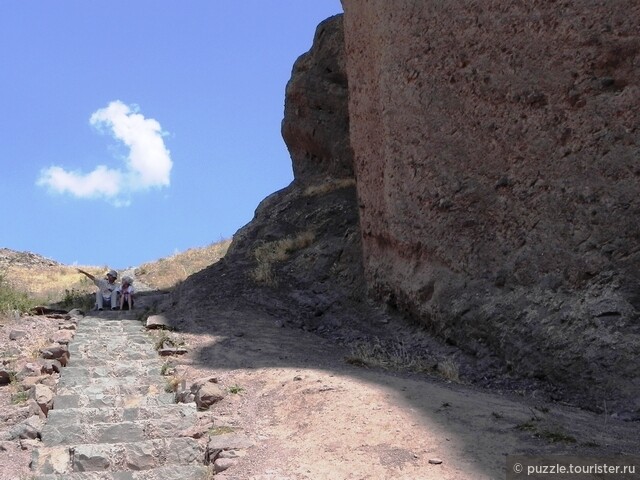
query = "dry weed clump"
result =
(135, 239, 231, 290)
(344, 337, 462, 382)
(345, 338, 433, 374)
(251, 231, 315, 286)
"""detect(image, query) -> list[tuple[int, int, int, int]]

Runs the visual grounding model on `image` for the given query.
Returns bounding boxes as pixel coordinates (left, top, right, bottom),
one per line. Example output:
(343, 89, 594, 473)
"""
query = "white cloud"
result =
(37, 100, 172, 205)
(37, 165, 122, 198)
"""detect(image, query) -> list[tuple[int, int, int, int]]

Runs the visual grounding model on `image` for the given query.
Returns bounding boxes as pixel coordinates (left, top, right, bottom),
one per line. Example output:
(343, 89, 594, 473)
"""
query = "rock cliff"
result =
(176, 5, 639, 414)
(341, 1, 640, 412)
(174, 16, 367, 333)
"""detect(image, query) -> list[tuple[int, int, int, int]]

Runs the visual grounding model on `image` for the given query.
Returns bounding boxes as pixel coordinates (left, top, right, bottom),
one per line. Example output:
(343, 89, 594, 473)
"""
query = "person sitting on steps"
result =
(118, 276, 135, 310)
(77, 268, 119, 311)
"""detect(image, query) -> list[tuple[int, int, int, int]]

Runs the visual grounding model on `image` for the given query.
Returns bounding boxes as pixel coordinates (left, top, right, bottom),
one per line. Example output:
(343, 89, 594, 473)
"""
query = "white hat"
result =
(106, 269, 118, 278)
(122, 276, 133, 284)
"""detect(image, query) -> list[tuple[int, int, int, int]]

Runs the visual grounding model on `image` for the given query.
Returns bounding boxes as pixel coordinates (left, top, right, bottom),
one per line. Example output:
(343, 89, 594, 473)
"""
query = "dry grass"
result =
(344, 337, 461, 381)
(345, 338, 433, 373)
(436, 358, 460, 382)
(303, 178, 356, 197)
(2, 265, 102, 304)
(135, 239, 231, 290)
(251, 231, 315, 286)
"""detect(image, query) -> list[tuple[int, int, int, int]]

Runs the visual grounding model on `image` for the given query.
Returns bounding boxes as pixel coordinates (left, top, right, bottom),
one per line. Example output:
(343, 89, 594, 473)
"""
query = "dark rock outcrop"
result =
(341, 1, 640, 412)
(174, 16, 366, 330)
(281, 15, 353, 183)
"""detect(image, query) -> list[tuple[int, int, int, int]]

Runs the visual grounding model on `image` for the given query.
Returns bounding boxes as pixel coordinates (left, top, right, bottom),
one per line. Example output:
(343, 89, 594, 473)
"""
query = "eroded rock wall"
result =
(341, 1, 640, 411)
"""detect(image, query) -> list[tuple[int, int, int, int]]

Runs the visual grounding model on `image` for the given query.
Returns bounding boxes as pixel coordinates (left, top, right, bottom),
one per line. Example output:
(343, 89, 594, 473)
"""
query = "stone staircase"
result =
(30, 310, 212, 479)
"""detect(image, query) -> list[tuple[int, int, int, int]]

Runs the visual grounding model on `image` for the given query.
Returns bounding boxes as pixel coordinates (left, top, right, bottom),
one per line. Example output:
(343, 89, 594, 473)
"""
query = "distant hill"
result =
(0, 248, 60, 270)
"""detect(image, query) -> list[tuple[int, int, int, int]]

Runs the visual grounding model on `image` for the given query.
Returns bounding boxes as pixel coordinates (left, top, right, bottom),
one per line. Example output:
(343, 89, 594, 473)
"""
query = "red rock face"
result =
(342, 1, 640, 411)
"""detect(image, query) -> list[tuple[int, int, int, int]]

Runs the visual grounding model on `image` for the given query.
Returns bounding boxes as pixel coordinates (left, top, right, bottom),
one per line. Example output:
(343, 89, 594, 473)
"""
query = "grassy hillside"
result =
(134, 239, 231, 290)
(0, 239, 231, 310)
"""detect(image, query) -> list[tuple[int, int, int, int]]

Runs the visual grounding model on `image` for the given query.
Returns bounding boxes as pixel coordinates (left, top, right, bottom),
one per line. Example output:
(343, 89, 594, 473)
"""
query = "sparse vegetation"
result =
(209, 425, 236, 436)
(539, 429, 577, 444)
(251, 231, 315, 286)
(228, 384, 244, 394)
(164, 375, 182, 393)
(582, 441, 600, 448)
(0, 274, 37, 313)
(154, 330, 175, 351)
(152, 330, 184, 351)
(11, 391, 29, 404)
(160, 362, 175, 376)
(436, 358, 460, 382)
(62, 288, 94, 311)
(344, 337, 437, 374)
(515, 420, 539, 432)
(514, 417, 576, 444)
(303, 178, 356, 197)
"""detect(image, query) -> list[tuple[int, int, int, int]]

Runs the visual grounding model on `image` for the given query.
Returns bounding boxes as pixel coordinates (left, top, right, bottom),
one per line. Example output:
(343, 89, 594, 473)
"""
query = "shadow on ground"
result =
(158, 302, 638, 479)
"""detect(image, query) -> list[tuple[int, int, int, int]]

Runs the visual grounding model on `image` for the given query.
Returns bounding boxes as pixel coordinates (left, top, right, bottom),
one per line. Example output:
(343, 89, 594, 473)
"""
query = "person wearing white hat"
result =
(117, 275, 135, 310)
(77, 268, 119, 310)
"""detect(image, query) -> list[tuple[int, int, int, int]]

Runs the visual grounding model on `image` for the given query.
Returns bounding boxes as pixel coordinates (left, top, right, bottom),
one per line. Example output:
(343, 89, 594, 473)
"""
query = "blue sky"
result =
(1, 1, 343, 269)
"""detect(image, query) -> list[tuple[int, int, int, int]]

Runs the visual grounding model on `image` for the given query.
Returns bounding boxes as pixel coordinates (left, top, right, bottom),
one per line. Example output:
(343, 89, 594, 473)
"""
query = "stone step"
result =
(85, 312, 141, 321)
(67, 350, 158, 365)
(56, 381, 168, 397)
(32, 438, 206, 474)
(41, 415, 199, 445)
(69, 340, 154, 355)
(58, 374, 166, 390)
(73, 326, 146, 334)
(53, 392, 176, 410)
(47, 403, 197, 427)
(73, 326, 144, 335)
(35, 464, 211, 480)
(78, 319, 143, 328)
(61, 363, 165, 379)
(66, 356, 163, 368)
(74, 327, 150, 342)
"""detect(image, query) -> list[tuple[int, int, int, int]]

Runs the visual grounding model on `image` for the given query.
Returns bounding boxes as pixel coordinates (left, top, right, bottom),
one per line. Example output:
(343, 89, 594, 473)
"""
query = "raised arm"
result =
(77, 268, 96, 282)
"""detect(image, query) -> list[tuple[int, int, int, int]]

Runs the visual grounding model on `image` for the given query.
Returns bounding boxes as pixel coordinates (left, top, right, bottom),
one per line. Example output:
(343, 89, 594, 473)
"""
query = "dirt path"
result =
(1, 299, 637, 479)
(168, 308, 638, 479)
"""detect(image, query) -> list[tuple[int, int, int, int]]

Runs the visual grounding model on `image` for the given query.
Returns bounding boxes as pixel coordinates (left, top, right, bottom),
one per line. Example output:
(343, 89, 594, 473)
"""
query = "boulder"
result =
(146, 314, 171, 329)
(30, 384, 54, 416)
(39, 345, 69, 367)
(194, 382, 226, 410)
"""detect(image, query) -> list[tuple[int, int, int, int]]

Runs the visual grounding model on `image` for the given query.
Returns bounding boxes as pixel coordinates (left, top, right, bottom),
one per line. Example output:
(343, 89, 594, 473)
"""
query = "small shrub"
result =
(436, 358, 460, 382)
(11, 391, 29, 404)
(160, 362, 175, 376)
(165, 376, 181, 393)
(228, 384, 244, 394)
